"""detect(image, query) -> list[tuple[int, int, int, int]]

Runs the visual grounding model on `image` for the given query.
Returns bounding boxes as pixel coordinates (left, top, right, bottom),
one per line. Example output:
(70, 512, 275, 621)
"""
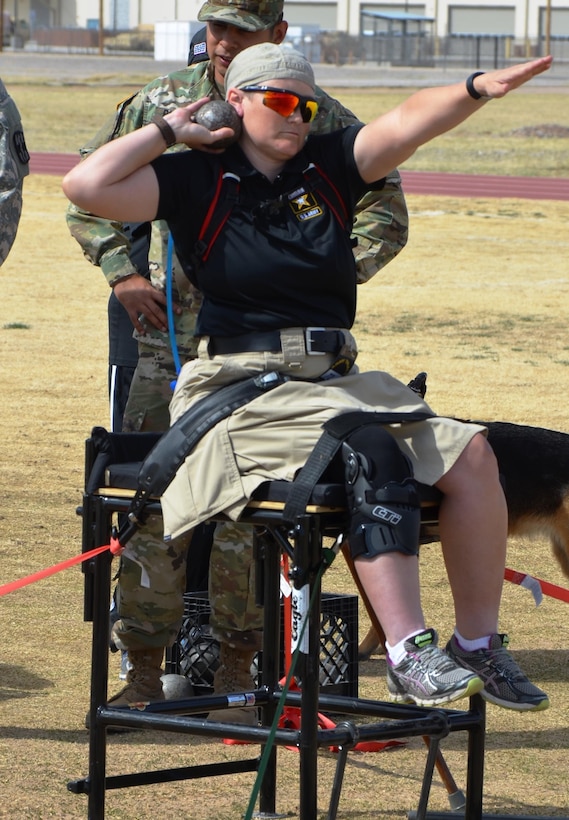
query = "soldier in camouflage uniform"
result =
(66, 0, 409, 724)
(0, 79, 29, 266)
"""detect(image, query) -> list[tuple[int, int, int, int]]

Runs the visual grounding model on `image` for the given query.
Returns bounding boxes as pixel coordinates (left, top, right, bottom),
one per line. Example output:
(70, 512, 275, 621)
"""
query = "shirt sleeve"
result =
(311, 88, 409, 281)
(151, 151, 217, 280)
(307, 124, 370, 214)
(153, 148, 221, 216)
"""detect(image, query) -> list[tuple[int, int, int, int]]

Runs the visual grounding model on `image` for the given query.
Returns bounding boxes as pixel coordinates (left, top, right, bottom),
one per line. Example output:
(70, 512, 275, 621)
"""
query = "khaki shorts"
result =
(161, 336, 485, 539)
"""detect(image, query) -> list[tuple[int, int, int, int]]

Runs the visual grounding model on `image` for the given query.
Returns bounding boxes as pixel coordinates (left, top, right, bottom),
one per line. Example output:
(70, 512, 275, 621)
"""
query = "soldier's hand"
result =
(113, 273, 181, 333)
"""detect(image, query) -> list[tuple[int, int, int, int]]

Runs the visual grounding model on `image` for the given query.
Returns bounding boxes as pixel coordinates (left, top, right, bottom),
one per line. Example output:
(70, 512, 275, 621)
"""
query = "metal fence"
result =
(4, 27, 569, 67)
(28, 26, 154, 53)
(351, 32, 569, 67)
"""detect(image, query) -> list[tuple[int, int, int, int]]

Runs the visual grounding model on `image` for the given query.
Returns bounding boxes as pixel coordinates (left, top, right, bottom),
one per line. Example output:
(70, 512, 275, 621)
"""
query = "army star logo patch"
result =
(289, 191, 323, 221)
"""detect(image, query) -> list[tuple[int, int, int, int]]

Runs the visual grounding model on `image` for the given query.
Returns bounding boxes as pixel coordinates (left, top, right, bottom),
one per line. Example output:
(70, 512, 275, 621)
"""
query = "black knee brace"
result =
(342, 426, 421, 560)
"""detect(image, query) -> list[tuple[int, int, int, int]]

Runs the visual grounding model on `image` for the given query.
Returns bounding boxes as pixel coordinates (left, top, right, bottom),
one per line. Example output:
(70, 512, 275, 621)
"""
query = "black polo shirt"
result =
(152, 124, 369, 336)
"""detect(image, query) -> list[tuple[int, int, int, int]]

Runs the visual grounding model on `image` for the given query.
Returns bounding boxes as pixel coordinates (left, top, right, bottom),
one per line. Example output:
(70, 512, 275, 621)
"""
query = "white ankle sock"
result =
(386, 628, 427, 666)
(454, 628, 491, 652)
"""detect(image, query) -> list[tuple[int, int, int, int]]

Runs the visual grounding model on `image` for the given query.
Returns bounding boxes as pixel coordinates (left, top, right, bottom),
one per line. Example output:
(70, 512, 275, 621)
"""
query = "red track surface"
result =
(30, 152, 569, 201)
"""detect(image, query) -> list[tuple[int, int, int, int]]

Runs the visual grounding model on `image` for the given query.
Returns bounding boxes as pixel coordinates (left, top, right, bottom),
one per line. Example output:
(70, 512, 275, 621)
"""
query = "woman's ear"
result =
(226, 88, 245, 118)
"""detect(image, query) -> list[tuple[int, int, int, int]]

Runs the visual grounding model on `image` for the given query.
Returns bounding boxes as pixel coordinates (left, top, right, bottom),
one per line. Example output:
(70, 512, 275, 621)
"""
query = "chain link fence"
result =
(3, 27, 569, 68)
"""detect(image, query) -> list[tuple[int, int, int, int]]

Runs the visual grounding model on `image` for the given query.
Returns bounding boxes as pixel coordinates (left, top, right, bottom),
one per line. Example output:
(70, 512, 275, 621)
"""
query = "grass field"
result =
(1, 75, 569, 818)
(11, 79, 569, 176)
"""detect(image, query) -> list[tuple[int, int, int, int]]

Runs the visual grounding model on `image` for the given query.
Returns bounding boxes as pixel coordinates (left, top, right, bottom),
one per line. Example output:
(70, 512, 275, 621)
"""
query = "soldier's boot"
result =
(207, 643, 258, 726)
(107, 647, 166, 706)
(85, 647, 165, 729)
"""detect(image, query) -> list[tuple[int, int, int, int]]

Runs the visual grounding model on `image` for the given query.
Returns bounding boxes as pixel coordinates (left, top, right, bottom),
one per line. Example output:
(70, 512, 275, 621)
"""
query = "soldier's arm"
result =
(351, 170, 408, 284)
(312, 88, 409, 283)
(65, 95, 147, 287)
(66, 66, 214, 331)
(66, 89, 174, 331)
(0, 80, 30, 266)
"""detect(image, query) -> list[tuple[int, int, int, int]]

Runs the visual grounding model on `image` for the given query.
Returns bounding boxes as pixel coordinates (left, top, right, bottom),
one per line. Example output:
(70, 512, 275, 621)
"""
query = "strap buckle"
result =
(305, 327, 327, 356)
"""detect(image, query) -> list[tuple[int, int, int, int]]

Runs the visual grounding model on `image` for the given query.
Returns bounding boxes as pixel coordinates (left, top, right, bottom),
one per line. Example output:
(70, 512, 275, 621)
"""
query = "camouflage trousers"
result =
(111, 339, 263, 653)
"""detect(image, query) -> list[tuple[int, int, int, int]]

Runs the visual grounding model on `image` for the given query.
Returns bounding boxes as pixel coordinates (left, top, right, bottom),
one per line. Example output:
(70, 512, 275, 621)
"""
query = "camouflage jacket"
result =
(66, 61, 408, 352)
(0, 79, 30, 266)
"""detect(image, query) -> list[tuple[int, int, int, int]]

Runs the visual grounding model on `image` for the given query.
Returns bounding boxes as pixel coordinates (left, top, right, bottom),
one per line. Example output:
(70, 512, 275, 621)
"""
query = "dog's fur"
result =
(484, 421, 569, 578)
(358, 420, 569, 659)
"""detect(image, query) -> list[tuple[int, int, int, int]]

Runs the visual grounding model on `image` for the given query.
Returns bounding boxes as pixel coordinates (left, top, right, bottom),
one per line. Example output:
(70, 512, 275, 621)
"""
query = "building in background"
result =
(1, 0, 568, 64)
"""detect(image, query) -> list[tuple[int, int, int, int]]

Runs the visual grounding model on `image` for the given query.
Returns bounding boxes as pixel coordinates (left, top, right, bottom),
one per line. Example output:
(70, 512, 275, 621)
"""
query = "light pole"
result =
(98, 0, 103, 55)
(545, 0, 551, 55)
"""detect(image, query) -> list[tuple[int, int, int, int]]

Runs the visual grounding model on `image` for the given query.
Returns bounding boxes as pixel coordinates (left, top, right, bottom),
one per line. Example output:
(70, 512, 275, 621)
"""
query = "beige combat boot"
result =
(207, 643, 258, 725)
(85, 647, 165, 729)
(108, 647, 166, 707)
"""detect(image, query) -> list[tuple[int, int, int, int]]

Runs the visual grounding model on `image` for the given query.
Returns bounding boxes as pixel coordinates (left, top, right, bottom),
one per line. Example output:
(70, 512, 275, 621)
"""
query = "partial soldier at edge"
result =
(0, 79, 29, 267)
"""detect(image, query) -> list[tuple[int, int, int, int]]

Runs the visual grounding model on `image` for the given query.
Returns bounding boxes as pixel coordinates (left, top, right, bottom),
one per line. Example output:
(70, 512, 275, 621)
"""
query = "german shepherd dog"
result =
(358, 397, 569, 659)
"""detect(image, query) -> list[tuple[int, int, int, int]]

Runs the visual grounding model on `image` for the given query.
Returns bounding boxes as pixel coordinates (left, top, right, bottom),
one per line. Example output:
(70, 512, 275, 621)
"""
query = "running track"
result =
(30, 152, 569, 201)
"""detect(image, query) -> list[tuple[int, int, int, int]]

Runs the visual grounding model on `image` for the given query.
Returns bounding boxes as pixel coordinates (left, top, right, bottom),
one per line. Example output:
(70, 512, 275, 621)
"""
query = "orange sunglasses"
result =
(241, 86, 319, 123)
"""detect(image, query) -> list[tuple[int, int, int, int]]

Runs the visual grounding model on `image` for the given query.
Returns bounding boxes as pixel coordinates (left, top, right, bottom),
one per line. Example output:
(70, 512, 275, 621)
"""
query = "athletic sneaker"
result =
(386, 628, 484, 707)
(446, 633, 550, 712)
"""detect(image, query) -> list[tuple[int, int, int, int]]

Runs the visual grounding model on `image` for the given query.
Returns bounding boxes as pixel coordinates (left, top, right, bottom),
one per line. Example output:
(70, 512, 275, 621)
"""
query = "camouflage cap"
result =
(225, 43, 314, 93)
(197, 0, 284, 32)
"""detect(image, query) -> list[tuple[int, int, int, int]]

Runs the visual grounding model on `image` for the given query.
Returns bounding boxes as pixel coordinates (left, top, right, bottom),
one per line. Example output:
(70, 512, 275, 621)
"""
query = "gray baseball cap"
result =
(225, 43, 315, 93)
(198, 0, 284, 32)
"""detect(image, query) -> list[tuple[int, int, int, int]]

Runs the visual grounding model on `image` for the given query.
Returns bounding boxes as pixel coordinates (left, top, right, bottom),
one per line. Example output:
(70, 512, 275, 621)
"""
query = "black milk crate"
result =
(165, 590, 359, 698)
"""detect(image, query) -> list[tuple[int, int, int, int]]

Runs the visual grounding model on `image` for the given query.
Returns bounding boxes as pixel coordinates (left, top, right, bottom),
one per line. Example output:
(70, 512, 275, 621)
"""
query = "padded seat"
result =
(102, 458, 442, 537)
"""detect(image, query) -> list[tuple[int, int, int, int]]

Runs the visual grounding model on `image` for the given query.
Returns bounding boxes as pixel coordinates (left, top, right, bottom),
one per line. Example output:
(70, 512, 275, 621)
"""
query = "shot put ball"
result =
(194, 100, 242, 148)
(160, 673, 195, 700)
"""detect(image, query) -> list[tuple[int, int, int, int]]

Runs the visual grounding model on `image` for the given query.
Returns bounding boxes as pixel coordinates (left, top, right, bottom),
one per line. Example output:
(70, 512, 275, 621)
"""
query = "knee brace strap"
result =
(342, 426, 421, 560)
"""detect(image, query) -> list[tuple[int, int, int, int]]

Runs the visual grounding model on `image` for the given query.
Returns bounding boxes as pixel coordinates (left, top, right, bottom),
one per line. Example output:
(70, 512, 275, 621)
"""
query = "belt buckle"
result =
(305, 326, 326, 356)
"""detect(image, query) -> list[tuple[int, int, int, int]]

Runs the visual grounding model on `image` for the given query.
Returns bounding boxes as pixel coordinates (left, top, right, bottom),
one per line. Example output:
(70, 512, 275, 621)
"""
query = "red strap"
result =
(197, 169, 240, 263)
(197, 167, 224, 243)
(311, 162, 349, 227)
(0, 542, 114, 597)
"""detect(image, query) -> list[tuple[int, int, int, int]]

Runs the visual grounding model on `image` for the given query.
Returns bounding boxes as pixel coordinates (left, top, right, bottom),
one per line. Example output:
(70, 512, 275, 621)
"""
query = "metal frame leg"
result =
(256, 528, 281, 817)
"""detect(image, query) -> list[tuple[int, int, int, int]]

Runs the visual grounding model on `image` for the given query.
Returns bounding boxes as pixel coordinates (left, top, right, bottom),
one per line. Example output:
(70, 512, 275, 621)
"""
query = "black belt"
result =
(208, 329, 344, 356)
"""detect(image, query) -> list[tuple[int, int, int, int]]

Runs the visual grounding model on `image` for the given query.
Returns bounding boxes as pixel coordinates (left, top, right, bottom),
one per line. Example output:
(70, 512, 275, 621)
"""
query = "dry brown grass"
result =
(12, 82, 569, 176)
(1, 80, 569, 818)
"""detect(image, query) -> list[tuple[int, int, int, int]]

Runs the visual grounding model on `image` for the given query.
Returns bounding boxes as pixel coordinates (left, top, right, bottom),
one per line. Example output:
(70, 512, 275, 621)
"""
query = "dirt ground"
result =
(1, 171, 569, 818)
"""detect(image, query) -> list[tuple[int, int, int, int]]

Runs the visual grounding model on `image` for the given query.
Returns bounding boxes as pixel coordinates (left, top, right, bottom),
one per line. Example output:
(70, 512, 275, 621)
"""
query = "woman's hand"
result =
(163, 97, 239, 153)
(471, 55, 553, 99)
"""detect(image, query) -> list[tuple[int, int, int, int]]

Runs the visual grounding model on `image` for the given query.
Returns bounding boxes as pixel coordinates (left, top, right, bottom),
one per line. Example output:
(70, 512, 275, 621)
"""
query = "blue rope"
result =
(166, 232, 182, 389)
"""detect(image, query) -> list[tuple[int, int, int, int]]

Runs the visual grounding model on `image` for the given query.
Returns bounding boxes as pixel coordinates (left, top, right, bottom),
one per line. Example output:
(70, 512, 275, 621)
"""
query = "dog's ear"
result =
(407, 372, 427, 399)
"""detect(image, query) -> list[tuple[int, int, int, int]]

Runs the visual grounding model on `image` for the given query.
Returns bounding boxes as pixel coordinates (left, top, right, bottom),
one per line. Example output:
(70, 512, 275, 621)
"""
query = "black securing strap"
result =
(121, 370, 288, 539)
(282, 409, 434, 525)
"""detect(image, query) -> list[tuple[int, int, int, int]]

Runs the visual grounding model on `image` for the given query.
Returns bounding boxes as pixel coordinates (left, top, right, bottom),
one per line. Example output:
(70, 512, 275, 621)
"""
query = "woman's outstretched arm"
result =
(354, 56, 553, 184)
